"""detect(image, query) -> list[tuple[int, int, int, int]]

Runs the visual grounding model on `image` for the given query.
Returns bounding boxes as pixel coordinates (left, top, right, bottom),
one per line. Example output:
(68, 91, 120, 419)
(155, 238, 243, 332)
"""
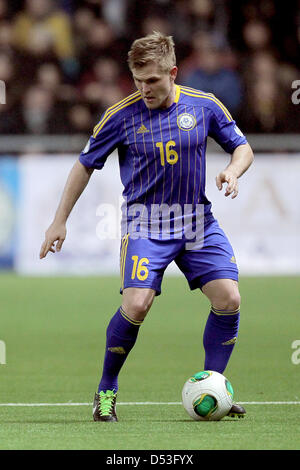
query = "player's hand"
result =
(39, 222, 67, 259)
(215, 170, 239, 199)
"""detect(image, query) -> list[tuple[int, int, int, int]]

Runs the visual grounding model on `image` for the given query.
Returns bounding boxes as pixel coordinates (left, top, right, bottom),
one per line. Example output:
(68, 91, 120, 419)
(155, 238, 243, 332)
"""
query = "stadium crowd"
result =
(0, 0, 299, 136)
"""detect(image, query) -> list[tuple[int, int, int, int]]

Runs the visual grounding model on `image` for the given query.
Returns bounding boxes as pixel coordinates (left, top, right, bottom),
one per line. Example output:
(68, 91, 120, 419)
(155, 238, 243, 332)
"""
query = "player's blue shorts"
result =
(119, 218, 238, 295)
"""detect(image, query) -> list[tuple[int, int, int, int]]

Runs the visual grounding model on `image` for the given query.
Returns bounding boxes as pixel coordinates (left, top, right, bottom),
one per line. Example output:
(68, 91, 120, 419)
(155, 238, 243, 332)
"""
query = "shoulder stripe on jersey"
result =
(93, 91, 140, 135)
(106, 90, 140, 114)
(180, 85, 231, 110)
(93, 92, 142, 137)
(179, 86, 233, 122)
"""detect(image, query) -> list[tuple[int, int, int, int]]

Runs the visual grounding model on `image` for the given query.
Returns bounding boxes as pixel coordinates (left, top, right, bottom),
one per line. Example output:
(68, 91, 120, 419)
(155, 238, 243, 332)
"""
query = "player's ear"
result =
(170, 66, 178, 82)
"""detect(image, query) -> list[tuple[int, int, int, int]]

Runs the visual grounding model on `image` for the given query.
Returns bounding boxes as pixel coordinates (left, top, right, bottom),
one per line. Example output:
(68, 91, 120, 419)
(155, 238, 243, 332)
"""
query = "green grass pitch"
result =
(1, 274, 299, 450)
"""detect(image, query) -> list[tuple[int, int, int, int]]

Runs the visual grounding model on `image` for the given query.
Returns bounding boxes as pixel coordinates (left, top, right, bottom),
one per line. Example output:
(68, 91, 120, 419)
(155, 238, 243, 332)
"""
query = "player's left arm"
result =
(216, 143, 254, 199)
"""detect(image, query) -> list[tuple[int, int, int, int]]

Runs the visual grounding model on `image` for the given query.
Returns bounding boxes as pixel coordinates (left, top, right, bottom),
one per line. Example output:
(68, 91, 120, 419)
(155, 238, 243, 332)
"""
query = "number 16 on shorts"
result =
(131, 256, 149, 281)
(120, 235, 151, 291)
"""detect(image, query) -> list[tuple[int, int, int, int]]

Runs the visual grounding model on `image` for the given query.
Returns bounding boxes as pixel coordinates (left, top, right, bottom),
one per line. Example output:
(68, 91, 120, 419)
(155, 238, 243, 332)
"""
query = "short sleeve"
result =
(79, 110, 121, 170)
(207, 95, 247, 154)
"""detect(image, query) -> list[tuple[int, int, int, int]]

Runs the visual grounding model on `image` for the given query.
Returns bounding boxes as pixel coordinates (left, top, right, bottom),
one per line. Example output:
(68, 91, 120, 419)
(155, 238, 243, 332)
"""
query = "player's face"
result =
(132, 62, 178, 110)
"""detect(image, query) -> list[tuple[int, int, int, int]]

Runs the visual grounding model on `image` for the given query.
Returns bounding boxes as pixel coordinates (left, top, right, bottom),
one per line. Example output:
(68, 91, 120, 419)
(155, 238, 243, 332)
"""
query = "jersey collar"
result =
(174, 84, 181, 104)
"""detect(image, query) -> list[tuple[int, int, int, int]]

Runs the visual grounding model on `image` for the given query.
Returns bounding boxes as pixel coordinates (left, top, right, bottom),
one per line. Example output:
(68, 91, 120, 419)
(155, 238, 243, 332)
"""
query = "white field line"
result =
(0, 401, 300, 407)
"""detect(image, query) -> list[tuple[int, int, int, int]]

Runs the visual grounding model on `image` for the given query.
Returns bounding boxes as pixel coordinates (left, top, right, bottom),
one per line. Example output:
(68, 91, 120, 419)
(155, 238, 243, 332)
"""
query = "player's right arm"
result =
(39, 160, 94, 259)
(40, 93, 128, 259)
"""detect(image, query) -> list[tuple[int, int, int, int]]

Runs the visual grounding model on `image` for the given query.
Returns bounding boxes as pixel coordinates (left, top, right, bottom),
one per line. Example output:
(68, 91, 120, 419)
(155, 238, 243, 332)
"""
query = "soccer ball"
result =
(182, 370, 234, 421)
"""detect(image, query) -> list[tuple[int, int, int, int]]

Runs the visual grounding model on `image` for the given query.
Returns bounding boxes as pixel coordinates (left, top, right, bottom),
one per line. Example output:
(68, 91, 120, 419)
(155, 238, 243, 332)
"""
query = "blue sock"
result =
(98, 307, 142, 393)
(203, 306, 240, 374)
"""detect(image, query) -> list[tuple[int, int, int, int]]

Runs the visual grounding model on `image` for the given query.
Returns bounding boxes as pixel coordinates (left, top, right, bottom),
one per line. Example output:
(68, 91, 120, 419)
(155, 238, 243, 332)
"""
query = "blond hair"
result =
(128, 31, 176, 73)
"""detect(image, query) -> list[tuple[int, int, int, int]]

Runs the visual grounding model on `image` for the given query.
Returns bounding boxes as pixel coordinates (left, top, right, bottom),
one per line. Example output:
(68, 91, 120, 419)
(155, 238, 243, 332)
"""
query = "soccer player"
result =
(40, 32, 254, 422)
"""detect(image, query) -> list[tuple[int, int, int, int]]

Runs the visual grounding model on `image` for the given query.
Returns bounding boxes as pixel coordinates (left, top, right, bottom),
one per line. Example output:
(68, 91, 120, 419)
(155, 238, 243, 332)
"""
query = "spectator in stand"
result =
(36, 62, 78, 104)
(244, 79, 283, 132)
(240, 50, 299, 133)
(79, 18, 129, 71)
(81, 79, 125, 116)
(79, 57, 131, 101)
(0, 0, 8, 22)
(67, 103, 94, 134)
(0, 21, 14, 53)
(242, 19, 273, 54)
(126, 0, 172, 36)
(12, 0, 77, 79)
(72, 7, 96, 58)
(11, 85, 68, 134)
(101, 0, 127, 38)
(95, 83, 125, 110)
(182, 31, 243, 115)
(36, 62, 64, 94)
(187, 0, 228, 47)
(76, 55, 126, 116)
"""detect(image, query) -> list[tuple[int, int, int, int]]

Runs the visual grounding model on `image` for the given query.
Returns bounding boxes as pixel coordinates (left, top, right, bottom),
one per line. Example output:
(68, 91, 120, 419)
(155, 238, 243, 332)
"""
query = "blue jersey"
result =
(79, 85, 247, 237)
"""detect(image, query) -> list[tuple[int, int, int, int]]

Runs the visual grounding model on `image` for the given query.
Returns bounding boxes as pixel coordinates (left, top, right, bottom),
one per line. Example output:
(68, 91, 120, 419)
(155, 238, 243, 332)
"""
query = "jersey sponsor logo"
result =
(230, 255, 237, 264)
(137, 124, 149, 134)
(177, 113, 196, 131)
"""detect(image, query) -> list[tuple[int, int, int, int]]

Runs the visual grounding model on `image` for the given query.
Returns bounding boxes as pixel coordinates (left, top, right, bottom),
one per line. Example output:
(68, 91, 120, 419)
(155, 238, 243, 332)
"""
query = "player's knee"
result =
(122, 290, 155, 321)
(125, 299, 150, 321)
(214, 290, 241, 312)
(227, 291, 241, 311)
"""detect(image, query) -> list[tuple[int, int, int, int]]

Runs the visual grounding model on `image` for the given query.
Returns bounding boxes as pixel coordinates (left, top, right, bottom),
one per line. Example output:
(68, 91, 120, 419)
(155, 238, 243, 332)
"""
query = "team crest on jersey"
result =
(177, 113, 196, 131)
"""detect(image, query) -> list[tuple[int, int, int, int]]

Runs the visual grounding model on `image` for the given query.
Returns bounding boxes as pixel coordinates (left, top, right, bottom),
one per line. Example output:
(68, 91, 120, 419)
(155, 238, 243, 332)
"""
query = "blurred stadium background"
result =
(1, 1, 300, 450)
(0, 0, 299, 276)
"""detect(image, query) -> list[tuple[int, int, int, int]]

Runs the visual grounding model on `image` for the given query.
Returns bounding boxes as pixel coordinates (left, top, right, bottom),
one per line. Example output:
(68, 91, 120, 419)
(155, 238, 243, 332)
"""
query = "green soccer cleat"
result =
(93, 390, 118, 422)
(227, 403, 246, 418)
